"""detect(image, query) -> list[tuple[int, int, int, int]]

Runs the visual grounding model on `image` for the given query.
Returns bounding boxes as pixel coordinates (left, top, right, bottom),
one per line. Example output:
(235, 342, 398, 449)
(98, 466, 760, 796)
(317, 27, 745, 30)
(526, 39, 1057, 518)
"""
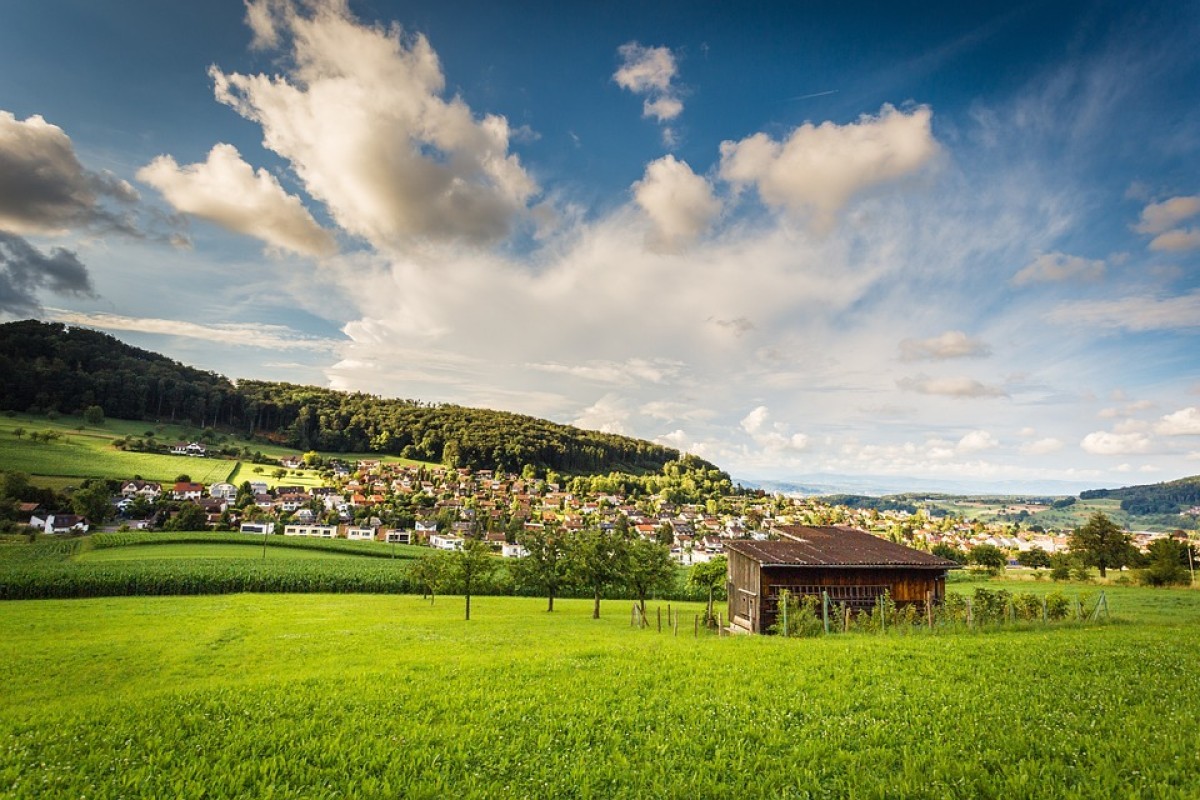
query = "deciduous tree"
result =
(514, 526, 569, 612)
(1069, 512, 1135, 578)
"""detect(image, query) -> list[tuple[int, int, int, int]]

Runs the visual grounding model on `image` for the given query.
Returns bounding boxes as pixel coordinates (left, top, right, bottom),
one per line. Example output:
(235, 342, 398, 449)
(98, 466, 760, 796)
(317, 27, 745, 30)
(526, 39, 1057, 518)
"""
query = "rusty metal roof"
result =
(725, 526, 961, 569)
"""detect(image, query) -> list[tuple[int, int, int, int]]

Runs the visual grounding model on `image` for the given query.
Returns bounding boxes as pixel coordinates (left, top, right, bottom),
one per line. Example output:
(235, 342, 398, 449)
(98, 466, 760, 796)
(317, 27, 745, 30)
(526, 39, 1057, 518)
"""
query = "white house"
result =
(385, 529, 412, 545)
(429, 533, 464, 551)
(44, 514, 89, 534)
(172, 482, 206, 501)
(171, 442, 207, 457)
(120, 480, 162, 499)
(240, 521, 275, 535)
(501, 542, 528, 558)
(284, 524, 337, 538)
(209, 483, 238, 501)
(345, 526, 376, 541)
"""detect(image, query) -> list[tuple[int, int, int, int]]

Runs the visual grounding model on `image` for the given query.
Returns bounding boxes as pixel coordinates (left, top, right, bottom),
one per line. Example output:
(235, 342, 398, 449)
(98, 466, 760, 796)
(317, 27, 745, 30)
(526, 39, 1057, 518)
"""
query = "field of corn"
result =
(1, 585, 1198, 799)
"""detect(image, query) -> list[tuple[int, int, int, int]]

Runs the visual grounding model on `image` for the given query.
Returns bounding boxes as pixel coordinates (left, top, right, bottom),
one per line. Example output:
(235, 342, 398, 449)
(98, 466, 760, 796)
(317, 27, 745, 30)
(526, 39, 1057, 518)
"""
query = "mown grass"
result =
(1, 591, 1198, 799)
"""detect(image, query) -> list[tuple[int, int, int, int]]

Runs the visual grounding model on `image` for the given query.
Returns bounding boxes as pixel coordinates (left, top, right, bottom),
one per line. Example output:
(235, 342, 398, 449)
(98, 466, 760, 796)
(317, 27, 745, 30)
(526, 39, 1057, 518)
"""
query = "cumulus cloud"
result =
(896, 374, 1006, 398)
(0, 232, 95, 315)
(739, 405, 809, 454)
(138, 143, 336, 258)
(0, 111, 138, 236)
(572, 393, 631, 434)
(1156, 407, 1200, 436)
(1020, 437, 1064, 455)
(614, 42, 682, 121)
(1134, 195, 1200, 235)
(1148, 228, 1200, 252)
(957, 429, 999, 453)
(1011, 251, 1106, 285)
(632, 155, 720, 250)
(209, 0, 537, 252)
(1048, 292, 1200, 331)
(1080, 430, 1152, 455)
(898, 330, 990, 361)
(718, 104, 938, 229)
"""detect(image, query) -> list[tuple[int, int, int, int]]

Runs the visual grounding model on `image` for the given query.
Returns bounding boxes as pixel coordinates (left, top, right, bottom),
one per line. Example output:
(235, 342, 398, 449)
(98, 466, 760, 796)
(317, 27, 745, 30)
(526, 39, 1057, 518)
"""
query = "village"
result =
(18, 440, 1174, 566)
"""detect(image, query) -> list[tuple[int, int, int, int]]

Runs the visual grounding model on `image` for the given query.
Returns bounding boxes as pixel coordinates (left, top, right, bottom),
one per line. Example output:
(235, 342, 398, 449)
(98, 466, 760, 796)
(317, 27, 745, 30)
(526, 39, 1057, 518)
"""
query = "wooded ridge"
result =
(0, 320, 708, 476)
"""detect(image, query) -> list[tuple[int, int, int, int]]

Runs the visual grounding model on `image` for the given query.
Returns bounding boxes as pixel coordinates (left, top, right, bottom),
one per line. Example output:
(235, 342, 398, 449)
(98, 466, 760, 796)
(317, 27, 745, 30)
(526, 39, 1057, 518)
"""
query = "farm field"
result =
(74, 542, 370, 561)
(2, 585, 1199, 798)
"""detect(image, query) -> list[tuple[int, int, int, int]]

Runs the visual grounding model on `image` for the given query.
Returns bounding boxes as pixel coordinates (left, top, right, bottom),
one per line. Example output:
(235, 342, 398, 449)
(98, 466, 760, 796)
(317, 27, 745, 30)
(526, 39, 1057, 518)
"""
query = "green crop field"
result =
(74, 542, 371, 561)
(1, 586, 1198, 799)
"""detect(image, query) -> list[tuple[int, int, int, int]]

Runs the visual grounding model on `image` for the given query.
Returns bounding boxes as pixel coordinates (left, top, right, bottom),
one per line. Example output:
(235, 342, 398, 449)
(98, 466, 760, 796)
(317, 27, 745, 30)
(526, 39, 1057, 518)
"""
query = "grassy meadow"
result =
(2, 585, 1199, 799)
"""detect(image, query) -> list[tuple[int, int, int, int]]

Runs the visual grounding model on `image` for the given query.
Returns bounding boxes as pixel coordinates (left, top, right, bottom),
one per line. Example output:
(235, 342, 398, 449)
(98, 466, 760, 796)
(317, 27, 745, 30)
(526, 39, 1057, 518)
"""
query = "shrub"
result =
(1044, 591, 1070, 621)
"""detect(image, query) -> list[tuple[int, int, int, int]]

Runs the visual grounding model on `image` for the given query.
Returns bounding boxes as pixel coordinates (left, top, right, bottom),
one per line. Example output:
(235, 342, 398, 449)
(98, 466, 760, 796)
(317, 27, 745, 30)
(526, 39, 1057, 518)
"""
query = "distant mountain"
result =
(737, 473, 1098, 498)
(0, 320, 707, 476)
(1080, 475, 1200, 515)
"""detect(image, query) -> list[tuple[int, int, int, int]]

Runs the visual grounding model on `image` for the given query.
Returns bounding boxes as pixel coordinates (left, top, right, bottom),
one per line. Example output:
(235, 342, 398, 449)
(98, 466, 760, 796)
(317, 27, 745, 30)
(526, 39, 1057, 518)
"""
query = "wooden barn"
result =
(725, 525, 961, 634)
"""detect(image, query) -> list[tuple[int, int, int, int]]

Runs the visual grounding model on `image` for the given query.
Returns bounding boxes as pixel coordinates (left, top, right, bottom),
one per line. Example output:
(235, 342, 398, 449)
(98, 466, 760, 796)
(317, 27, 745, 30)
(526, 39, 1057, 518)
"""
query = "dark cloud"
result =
(0, 231, 95, 315)
(0, 111, 139, 237)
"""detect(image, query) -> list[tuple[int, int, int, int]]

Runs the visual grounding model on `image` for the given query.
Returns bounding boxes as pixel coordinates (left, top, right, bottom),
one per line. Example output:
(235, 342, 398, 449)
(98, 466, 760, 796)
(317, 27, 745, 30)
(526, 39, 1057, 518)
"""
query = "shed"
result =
(726, 526, 961, 634)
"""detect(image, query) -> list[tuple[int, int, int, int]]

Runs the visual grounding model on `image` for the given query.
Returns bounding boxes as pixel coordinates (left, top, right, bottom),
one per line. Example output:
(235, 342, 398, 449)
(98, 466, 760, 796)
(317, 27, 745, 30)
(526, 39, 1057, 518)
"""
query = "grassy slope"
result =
(0, 412, 439, 488)
(2, 585, 1199, 798)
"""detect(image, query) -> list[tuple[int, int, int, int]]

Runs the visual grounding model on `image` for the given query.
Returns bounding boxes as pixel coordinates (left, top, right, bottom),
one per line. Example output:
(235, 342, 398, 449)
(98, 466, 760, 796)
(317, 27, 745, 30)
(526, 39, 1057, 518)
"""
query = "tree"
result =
(568, 527, 630, 619)
(451, 538, 497, 621)
(931, 543, 967, 564)
(1139, 538, 1192, 586)
(625, 537, 676, 618)
(71, 481, 112, 525)
(410, 552, 449, 604)
(1068, 512, 1135, 578)
(82, 405, 105, 426)
(1016, 547, 1051, 569)
(687, 555, 728, 625)
(968, 544, 1006, 574)
(11, 427, 25, 439)
(164, 502, 206, 531)
(513, 526, 570, 612)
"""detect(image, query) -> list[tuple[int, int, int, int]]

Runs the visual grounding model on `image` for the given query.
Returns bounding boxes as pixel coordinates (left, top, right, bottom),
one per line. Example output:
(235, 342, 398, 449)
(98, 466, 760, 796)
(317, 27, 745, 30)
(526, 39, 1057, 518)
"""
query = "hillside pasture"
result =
(2, 590, 1199, 799)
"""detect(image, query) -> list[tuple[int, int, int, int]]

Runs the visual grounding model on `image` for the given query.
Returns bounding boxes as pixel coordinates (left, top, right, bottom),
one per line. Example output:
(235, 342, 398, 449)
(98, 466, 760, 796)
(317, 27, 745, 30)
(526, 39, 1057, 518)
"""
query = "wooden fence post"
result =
(822, 591, 830, 635)
(694, 614, 698, 638)
(718, 612, 724, 636)
(843, 606, 850, 633)
(782, 597, 788, 637)
(657, 606, 662, 633)
(926, 591, 933, 629)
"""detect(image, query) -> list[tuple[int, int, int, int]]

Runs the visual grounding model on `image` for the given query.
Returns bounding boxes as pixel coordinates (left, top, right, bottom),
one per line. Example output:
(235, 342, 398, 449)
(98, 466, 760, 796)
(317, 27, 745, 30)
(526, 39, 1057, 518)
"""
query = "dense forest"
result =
(0, 320, 704, 475)
(1081, 476, 1200, 515)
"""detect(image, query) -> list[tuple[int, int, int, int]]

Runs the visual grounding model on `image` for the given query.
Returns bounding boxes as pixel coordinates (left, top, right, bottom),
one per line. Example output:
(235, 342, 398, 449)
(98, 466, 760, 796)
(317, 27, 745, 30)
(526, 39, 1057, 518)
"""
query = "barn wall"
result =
(757, 566, 947, 633)
(726, 549, 762, 632)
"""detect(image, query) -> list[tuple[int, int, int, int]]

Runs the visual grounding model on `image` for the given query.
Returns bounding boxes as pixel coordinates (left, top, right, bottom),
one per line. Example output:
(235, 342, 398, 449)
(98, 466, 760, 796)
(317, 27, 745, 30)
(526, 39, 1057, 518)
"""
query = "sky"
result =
(1, 0, 1199, 493)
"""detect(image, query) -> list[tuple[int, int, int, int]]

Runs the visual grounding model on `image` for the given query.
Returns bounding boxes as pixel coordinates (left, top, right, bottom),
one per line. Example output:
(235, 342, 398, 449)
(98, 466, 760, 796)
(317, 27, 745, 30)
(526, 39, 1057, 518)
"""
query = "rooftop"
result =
(726, 526, 961, 569)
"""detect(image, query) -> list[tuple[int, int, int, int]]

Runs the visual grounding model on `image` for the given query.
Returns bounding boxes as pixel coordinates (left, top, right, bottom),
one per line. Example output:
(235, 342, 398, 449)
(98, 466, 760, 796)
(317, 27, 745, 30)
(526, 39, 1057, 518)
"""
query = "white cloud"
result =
(45, 309, 339, 351)
(643, 96, 683, 123)
(740, 405, 770, 436)
(527, 358, 684, 386)
(0, 111, 138, 236)
(957, 429, 999, 453)
(210, 0, 537, 252)
(632, 155, 720, 249)
(718, 104, 938, 229)
(1011, 252, 1105, 285)
(1048, 292, 1200, 331)
(614, 43, 677, 94)
(1156, 407, 1200, 436)
(898, 330, 990, 361)
(1080, 430, 1152, 455)
(1134, 195, 1200, 235)
(896, 375, 1006, 398)
(1020, 437, 1064, 455)
(572, 393, 631, 434)
(138, 143, 336, 258)
(1148, 228, 1200, 252)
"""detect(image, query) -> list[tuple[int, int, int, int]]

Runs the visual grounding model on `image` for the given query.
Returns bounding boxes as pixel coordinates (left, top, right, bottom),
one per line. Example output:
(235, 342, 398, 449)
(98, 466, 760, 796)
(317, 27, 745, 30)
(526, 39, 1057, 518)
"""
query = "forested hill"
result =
(0, 320, 704, 475)
(1080, 475, 1200, 515)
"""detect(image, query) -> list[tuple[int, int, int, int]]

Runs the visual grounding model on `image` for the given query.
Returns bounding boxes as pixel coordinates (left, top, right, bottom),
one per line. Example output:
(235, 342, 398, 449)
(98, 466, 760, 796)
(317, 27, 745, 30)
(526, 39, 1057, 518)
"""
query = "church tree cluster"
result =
(0, 321, 702, 476)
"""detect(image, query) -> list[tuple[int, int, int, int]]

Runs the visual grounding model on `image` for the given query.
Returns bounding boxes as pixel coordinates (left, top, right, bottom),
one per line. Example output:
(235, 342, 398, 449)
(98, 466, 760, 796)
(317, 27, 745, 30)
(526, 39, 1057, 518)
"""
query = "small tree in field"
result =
(969, 544, 1006, 575)
(410, 552, 448, 604)
(452, 538, 498, 621)
(83, 405, 105, 426)
(1069, 512, 1135, 578)
(688, 556, 728, 626)
(625, 537, 676, 619)
(568, 527, 630, 620)
(513, 526, 569, 612)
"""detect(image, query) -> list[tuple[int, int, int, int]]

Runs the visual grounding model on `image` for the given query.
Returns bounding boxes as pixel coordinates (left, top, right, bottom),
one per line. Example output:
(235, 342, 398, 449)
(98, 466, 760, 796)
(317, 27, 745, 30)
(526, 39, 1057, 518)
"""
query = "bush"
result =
(1044, 591, 1070, 621)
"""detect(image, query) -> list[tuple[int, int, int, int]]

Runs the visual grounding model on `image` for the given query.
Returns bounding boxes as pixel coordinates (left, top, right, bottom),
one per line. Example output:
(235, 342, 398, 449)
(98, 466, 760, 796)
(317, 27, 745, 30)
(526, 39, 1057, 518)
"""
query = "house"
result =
(384, 529, 412, 545)
(43, 514, 89, 534)
(284, 524, 337, 538)
(430, 533, 464, 551)
(209, 483, 238, 501)
(725, 525, 961, 635)
(293, 508, 316, 524)
(345, 525, 376, 541)
(248, 482, 269, 495)
(240, 521, 275, 535)
(16, 502, 44, 525)
(501, 542, 528, 558)
(172, 482, 205, 501)
(120, 480, 162, 500)
(171, 442, 207, 457)
(279, 456, 302, 469)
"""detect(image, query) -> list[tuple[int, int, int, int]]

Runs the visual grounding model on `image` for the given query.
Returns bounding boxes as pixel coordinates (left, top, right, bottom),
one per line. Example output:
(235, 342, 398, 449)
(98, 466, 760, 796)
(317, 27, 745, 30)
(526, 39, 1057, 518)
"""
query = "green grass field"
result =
(74, 542, 370, 562)
(2, 586, 1198, 799)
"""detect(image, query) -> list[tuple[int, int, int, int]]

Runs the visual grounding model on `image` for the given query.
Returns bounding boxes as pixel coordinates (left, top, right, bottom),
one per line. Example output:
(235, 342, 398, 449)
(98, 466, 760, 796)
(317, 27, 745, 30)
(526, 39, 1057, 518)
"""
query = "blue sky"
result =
(1, 0, 1199, 491)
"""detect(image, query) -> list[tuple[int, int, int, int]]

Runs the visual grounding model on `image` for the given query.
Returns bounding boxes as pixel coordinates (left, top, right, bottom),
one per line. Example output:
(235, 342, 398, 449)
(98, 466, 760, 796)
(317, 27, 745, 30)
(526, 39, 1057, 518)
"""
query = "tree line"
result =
(0, 320, 702, 475)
